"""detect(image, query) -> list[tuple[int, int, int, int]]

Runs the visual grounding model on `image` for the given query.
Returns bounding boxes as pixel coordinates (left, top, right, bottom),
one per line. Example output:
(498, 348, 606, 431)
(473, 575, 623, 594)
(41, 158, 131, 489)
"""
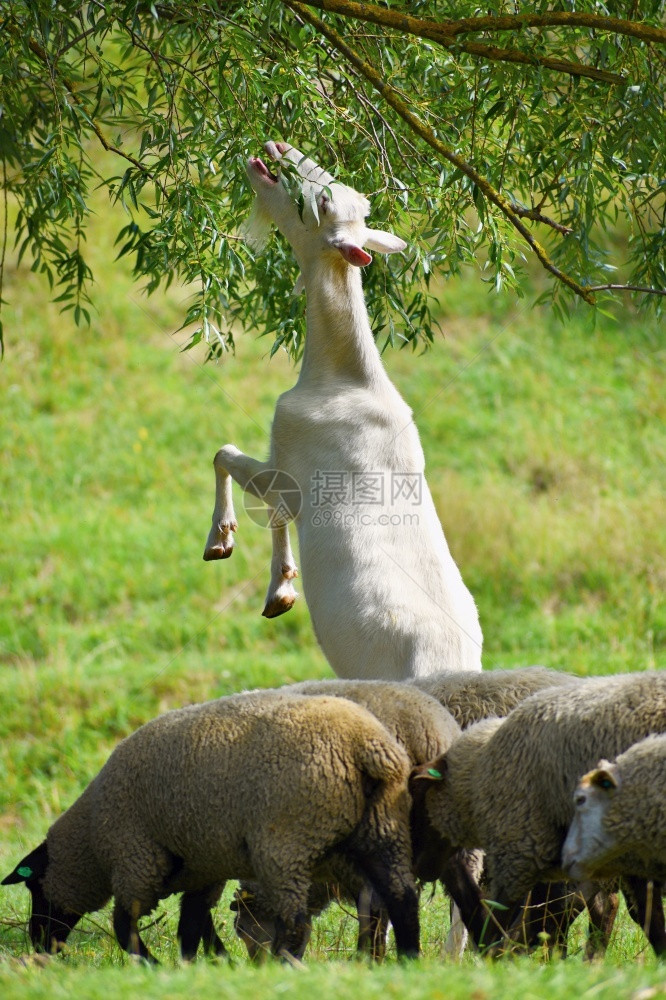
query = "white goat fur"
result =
(204, 141, 482, 679)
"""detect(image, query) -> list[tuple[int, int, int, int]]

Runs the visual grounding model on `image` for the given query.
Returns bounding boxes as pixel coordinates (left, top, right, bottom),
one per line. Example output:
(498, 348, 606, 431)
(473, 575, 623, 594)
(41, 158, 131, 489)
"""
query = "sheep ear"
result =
(364, 229, 407, 255)
(2, 841, 48, 885)
(409, 760, 447, 796)
(589, 766, 619, 792)
(335, 242, 373, 267)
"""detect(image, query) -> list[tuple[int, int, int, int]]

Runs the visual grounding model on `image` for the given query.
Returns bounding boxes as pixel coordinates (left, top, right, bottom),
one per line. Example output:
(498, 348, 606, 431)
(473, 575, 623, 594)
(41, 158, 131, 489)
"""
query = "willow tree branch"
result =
(292, 0, 666, 48)
(284, 0, 595, 303)
(284, 0, 627, 84)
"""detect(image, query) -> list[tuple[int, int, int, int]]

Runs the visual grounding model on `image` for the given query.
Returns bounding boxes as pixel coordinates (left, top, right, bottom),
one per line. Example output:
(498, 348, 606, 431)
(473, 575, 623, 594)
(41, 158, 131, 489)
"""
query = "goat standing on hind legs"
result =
(204, 140, 483, 680)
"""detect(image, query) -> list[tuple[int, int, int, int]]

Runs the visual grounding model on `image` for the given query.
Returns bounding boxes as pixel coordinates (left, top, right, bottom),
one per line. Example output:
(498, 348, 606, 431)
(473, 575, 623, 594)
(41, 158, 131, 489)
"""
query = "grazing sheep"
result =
(410, 665, 591, 954)
(410, 671, 666, 954)
(408, 665, 580, 729)
(2, 692, 420, 962)
(289, 679, 462, 761)
(203, 139, 483, 679)
(230, 679, 470, 961)
(562, 734, 666, 883)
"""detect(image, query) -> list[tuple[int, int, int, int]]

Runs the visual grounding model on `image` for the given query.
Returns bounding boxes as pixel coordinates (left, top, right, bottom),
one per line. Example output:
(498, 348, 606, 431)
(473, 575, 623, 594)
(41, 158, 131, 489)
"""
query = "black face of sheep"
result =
(2, 842, 81, 953)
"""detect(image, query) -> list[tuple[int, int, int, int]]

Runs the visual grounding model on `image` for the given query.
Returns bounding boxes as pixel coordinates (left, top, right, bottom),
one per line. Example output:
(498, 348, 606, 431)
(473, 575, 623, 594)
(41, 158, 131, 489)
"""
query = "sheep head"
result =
(2, 840, 80, 953)
(561, 762, 620, 880)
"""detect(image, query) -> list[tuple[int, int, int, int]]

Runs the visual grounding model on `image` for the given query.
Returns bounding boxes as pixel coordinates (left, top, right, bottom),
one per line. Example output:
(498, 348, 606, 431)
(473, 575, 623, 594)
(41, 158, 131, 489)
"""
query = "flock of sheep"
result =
(4, 141, 663, 967)
(4, 669, 666, 963)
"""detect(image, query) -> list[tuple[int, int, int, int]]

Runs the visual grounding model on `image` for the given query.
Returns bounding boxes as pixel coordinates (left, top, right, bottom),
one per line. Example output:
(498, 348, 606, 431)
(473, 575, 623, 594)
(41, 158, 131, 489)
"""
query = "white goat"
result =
(204, 141, 482, 679)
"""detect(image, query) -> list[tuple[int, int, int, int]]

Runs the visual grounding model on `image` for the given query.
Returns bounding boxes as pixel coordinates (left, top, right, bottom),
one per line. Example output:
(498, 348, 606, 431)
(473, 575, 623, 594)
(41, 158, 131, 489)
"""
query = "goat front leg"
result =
(263, 522, 299, 618)
(203, 445, 270, 561)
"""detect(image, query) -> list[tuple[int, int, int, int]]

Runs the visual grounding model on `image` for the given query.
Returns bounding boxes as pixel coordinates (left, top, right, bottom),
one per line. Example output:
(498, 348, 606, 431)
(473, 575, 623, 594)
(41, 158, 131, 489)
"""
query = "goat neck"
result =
(298, 255, 388, 389)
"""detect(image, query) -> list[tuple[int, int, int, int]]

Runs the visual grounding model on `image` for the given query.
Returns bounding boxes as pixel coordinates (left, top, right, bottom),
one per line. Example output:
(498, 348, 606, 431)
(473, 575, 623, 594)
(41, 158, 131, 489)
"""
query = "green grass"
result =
(0, 186, 665, 996)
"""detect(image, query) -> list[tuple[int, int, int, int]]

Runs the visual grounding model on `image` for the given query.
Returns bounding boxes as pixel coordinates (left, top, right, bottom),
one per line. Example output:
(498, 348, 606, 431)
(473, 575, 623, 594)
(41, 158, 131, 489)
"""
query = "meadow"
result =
(0, 189, 664, 998)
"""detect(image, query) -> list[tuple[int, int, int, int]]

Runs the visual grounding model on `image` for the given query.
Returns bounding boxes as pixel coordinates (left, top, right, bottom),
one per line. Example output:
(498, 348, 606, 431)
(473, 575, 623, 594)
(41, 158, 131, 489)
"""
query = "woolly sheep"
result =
(230, 679, 470, 961)
(3, 691, 420, 962)
(289, 679, 462, 761)
(409, 666, 588, 954)
(410, 671, 666, 954)
(408, 665, 580, 729)
(562, 734, 666, 883)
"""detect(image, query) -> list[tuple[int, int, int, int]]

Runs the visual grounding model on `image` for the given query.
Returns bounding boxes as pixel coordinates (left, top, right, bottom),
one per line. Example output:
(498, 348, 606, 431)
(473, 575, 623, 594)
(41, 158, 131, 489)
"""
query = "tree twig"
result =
(510, 205, 573, 235)
(284, 0, 595, 303)
(586, 283, 666, 296)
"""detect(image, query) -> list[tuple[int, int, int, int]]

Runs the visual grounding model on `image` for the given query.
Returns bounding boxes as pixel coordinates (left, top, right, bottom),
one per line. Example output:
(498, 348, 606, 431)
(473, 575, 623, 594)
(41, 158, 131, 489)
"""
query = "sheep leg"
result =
(584, 886, 619, 959)
(178, 885, 227, 960)
(442, 850, 484, 960)
(113, 900, 157, 963)
(263, 523, 299, 618)
(510, 881, 583, 957)
(356, 884, 388, 960)
(347, 850, 420, 959)
(438, 853, 497, 954)
(622, 877, 666, 956)
(272, 911, 310, 962)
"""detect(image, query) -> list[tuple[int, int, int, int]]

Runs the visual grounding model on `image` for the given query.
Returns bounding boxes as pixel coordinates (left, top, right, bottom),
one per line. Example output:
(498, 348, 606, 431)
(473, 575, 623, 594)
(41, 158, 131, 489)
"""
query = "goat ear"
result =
(292, 273, 305, 295)
(364, 229, 407, 255)
(335, 242, 373, 267)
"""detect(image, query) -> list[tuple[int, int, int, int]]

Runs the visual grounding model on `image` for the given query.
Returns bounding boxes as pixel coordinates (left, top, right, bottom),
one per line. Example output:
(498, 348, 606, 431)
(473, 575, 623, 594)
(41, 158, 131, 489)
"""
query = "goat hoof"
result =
(203, 545, 234, 561)
(203, 521, 237, 560)
(281, 564, 299, 580)
(262, 592, 297, 618)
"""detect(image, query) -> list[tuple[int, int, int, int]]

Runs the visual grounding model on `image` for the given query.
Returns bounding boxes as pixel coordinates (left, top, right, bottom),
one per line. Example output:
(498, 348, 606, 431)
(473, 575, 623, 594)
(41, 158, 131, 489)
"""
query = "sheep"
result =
(2, 691, 420, 962)
(288, 679, 462, 761)
(409, 665, 588, 954)
(562, 734, 666, 884)
(409, 671, 666, 955)
(408, 665, 580, 729)
(203, 139, 483, 680)
(227, 679, 471, 961)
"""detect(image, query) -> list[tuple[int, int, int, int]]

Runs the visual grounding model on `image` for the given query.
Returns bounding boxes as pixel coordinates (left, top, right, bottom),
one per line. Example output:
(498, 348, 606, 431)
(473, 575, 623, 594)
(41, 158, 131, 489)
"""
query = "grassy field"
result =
(0, 187, 664, 997)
